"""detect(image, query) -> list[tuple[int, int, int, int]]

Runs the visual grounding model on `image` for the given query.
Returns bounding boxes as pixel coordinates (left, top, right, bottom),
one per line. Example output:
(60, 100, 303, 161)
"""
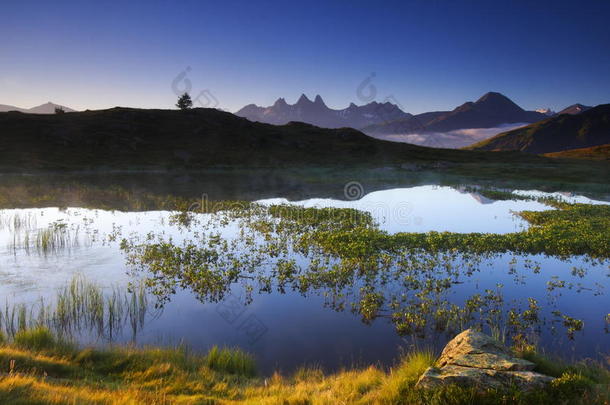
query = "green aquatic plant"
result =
(0, 277, 154, 342)
(120, 197, 608, 346)
(5, 218, 96, 256)
(34, 221, 72, 254)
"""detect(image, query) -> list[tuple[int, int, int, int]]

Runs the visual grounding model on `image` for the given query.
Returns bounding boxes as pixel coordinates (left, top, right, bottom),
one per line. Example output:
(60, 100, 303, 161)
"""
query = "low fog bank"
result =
(366, 123, 528, 149)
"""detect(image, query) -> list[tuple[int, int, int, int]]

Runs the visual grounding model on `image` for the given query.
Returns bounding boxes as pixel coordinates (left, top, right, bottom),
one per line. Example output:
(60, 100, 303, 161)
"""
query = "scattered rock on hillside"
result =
(415, 329, 554, 391)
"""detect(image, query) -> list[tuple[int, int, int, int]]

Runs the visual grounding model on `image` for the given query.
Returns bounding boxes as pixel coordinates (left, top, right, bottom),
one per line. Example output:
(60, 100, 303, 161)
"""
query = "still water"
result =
(0, 185, 608, 373)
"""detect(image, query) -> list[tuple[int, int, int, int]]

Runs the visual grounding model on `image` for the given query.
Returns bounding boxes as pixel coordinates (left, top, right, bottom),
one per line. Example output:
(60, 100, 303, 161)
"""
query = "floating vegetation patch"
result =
(0, 277, 156, 341)
(121, 196, 609, 349)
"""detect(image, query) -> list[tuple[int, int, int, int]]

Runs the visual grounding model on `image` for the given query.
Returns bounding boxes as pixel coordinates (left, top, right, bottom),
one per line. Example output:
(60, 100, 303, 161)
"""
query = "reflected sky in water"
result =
(258, 185, 560, 234)
(0, 185, 608, 373)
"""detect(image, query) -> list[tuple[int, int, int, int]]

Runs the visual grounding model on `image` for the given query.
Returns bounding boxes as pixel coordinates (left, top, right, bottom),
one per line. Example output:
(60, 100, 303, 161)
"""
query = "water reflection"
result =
(0, 185, 608, 373)
(258, 185, 561, 233)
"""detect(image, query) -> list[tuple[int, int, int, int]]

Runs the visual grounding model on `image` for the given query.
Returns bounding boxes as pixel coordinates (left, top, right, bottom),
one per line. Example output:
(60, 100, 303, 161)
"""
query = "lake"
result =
(0, 174, 608, 374)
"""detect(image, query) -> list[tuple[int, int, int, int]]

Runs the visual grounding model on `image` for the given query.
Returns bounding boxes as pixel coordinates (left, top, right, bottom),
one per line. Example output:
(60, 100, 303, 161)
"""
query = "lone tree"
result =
(176, 93, 193, 110)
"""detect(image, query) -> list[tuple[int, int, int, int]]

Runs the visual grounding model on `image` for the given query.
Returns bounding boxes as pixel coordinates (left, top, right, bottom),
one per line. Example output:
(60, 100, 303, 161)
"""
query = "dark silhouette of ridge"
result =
(0, 106, 549, 171)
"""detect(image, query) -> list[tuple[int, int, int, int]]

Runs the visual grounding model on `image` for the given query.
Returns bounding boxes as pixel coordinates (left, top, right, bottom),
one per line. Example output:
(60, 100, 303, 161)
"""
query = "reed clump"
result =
(0, 277, 151, 342)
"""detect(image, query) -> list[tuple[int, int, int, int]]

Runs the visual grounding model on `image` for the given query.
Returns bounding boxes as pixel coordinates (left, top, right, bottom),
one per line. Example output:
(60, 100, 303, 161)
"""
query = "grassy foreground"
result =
(0, 328, 608, 404)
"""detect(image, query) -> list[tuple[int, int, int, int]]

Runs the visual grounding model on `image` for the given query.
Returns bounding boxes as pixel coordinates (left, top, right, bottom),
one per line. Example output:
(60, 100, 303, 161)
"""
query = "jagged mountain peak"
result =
(296, 94, 312, 105)
(235, 95, 410, 129)
(273, 97, 288, 107)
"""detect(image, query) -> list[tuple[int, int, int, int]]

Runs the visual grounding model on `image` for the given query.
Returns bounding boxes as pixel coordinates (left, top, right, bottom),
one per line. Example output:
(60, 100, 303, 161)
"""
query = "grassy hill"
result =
(0, 107, 547, 171)
(468, 104, 610, 153)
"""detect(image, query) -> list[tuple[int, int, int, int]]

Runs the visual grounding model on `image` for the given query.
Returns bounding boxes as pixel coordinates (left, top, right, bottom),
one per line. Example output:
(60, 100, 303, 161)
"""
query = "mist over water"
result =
(367, 123, 529, 148)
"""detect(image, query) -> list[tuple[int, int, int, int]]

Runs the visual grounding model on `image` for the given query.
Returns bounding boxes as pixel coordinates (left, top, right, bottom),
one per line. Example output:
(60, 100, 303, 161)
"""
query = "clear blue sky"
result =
(1, 0, 609, 113)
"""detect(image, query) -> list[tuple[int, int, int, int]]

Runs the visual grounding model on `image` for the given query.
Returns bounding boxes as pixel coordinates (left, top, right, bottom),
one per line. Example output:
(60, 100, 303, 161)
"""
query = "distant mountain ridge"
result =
(556, 103, 591, 116)
(0, 102, 76, 114)
(363, 92, 549, 135)
(236, 94, 411, 129)
(468, 104, 610, 154)
(237, 92, 606, 149)
(237, 93, 598, 145)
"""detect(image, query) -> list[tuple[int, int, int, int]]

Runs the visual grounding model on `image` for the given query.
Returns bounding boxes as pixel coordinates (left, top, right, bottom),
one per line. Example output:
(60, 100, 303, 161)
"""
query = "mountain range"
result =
(468, 104, 610, 154)
(237, 94, 411, 129)
(2, 96, 603, 156)
(0, 102, 76, 114)
(237, 93, 594, 145)
(363, 92, 553, 135)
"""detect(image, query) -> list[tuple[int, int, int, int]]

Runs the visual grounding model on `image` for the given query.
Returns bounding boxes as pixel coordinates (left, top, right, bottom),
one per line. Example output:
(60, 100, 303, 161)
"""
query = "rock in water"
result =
(416, 329, 554, 391)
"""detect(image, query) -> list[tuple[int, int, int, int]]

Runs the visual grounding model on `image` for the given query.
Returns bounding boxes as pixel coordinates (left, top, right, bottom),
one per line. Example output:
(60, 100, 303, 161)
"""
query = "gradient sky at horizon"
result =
(1, 0, 609, 113)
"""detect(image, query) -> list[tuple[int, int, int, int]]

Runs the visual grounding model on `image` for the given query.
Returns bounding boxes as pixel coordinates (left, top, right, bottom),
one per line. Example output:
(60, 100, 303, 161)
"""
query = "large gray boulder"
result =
(416, 329, 554, 391)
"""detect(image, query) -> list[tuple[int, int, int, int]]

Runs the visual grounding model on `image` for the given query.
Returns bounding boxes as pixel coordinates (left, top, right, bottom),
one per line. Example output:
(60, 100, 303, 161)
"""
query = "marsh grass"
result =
(205, 346, 257, 377)
(0, 277, 153, 342)
(14, 327, 56, 351)
(7, 220, 91, 256)
(0, 329, 606, 404)
(519, 349, 610, 383)
(35, 224, 71, 253)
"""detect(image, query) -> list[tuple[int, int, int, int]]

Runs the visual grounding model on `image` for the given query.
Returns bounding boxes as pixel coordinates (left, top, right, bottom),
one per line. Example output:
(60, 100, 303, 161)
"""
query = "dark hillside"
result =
(468, 104, 610, 153)
(0, 107, 546, 171)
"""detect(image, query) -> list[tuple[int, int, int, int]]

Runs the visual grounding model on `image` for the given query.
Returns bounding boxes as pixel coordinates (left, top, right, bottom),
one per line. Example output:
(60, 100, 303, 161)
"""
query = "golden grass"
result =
(0, 374, 169, 405)
(0, 332, 606, 405)
(0, 343, 435, 405)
